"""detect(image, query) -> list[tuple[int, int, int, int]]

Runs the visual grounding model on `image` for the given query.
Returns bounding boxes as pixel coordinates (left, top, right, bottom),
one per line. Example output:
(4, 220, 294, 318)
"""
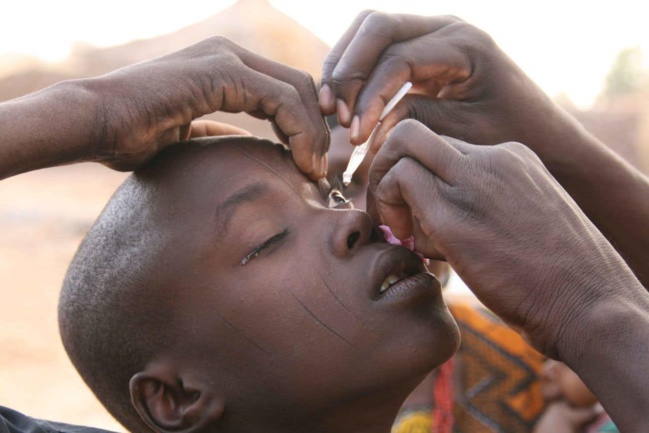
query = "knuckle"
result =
(392, 118, 424, 137)
(206, 35, 234, 49)
(457, 23, 497, 50)
(358, 9, 377, 19)
(360, 11, 397, 39)
(495, 141, 540, 167)
(331, 69, 367, 93)
(291, 69, 316, 94)
(439, 14, 464, 23)
(321, 56, 339, 80)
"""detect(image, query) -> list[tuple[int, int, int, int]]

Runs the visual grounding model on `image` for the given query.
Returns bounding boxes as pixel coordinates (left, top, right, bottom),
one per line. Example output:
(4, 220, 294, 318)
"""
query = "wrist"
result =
(556, 286, 649, 432)
(0, 79, 103, 178)
(522, 232, 644, 360)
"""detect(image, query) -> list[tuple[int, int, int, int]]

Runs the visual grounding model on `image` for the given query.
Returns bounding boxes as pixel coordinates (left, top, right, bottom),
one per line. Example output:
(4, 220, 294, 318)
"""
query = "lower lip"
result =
(377, 272, 440, 303)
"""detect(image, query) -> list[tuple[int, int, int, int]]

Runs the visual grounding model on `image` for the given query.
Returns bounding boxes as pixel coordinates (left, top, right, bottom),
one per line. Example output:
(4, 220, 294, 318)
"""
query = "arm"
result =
(319, 12, 649, 286)
(1, 36, 329, 180)
(367, 120, 649, 432)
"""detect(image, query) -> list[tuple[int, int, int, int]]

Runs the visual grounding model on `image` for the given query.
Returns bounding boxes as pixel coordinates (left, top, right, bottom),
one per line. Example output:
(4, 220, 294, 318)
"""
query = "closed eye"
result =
(241, 229, 288, 266)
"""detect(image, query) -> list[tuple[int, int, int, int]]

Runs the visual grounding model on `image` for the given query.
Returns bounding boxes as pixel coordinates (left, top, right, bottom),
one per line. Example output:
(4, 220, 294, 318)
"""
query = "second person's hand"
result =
(93, 36, 330, 177)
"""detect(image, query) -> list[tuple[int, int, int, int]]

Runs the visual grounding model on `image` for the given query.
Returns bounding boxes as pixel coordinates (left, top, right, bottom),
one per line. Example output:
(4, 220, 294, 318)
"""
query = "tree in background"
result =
(602, 47, 647, 99)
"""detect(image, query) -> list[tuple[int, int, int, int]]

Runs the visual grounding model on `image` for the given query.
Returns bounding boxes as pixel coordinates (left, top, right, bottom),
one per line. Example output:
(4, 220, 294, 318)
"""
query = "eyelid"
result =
(240, 229, 288, 266)
(328, 188, 352, 209)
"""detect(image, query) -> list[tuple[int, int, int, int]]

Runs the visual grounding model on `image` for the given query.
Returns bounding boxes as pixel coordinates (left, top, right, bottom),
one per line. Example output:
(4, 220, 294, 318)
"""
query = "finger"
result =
(372, 156, 447, 259)
(320, 10, 375, 115)
(331, 14, 459, 126)
(355, 39, 470, 143)
(189, 120, 251, 138)
(237, 52, 330, 179)
(368, 94, 418, 153)
(412, 216, 445, 260)
(365, 185, 382, 228)
(369, 119, 467, 196)
(387, 92, 511, 149)
(373, 158, 415, 240)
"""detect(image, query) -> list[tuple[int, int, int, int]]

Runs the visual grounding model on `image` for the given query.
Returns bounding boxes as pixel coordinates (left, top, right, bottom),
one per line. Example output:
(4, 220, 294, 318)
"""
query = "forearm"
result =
(0, 79, 103, 180)
(559, 280, 649, 433)
(524, 107, 649, 287)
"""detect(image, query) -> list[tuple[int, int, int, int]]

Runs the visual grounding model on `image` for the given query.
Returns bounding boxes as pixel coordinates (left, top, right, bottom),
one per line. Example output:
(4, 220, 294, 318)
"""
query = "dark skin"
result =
(319, 12, 649, 289)
(0, 36, 330, 180)
(0, 31, 461, 433)
(367, 120, 649, 432)
(127, 138, 460, 433)
(4, 17, 646, 431)
(319, 12, 649, 430)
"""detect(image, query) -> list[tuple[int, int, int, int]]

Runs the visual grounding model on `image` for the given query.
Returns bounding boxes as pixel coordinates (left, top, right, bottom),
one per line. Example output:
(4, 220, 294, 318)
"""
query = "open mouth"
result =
(380, 271, 415, 293)
(372, 246, 436, 299)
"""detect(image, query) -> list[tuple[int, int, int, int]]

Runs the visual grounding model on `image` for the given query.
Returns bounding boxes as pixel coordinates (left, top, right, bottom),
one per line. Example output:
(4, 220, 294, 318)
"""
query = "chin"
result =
(375, 305, 461, 391)
(412, 307, 461, 373)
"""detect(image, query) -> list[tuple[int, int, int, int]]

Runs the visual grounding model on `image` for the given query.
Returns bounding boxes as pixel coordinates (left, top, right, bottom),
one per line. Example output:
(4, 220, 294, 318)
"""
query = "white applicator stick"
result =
(342, 81, 413, 186)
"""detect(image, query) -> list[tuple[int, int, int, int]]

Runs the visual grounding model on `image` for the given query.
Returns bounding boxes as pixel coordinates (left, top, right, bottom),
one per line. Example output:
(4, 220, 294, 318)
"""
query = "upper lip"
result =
(369, 246, 428, 298)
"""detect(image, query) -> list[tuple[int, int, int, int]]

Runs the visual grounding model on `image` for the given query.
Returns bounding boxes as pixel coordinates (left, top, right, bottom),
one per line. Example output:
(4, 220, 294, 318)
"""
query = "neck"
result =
(227, 384, 416, 433)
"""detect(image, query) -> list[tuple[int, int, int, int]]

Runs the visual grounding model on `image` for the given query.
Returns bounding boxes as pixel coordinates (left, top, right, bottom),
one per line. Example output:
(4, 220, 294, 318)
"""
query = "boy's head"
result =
(59, 137, 459, 432)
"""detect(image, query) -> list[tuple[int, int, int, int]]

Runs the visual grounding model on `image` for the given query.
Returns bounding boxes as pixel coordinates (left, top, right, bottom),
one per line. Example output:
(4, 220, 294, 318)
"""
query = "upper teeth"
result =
(380, 274, 403, 293)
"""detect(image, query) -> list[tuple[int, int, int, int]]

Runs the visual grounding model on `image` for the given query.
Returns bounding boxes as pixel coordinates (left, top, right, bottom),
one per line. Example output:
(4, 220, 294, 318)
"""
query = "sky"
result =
(2, 0, 648, 108)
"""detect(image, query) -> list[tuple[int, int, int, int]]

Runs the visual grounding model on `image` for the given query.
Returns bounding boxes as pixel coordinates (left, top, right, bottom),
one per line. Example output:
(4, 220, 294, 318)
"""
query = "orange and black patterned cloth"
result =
(393, 302, 546, 433)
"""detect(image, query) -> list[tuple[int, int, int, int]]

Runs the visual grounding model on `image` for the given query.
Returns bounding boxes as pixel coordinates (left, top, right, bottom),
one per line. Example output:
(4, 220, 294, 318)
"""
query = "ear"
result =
(130, 365, 225, 433)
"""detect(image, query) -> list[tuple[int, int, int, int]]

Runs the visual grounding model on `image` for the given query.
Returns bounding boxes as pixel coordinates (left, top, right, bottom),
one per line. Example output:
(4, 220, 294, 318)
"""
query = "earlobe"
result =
(130, 368, 225, 433)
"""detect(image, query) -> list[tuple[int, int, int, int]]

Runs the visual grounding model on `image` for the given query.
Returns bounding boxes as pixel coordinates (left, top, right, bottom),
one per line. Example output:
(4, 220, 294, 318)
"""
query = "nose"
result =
(330, 209, 373, 258)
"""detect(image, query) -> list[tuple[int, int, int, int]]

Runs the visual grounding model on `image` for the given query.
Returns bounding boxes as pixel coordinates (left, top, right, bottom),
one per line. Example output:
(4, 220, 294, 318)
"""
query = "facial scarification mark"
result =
(291, 293, 356, 349)
(212, 308, 274, 358)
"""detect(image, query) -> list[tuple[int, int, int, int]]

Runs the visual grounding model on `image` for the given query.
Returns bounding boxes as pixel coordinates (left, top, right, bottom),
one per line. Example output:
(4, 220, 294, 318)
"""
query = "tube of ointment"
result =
(342, 81, 413, 186)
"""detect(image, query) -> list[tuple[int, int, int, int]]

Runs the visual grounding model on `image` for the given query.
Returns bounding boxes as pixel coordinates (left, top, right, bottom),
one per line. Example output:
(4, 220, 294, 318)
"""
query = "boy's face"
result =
(152, 139, 459, 419)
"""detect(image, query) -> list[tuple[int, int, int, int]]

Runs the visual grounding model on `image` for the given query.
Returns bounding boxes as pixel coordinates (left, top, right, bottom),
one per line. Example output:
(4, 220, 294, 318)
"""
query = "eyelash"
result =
(241, 230, 288, 266)
(328, 188, 349, 208)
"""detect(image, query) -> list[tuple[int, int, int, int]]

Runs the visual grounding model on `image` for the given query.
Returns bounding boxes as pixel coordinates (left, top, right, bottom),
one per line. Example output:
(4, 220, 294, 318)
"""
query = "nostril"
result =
(347, 231, 361, 250)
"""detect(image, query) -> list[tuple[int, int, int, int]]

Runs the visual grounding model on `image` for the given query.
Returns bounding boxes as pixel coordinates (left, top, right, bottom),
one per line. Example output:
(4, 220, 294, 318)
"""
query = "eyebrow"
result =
(215, 182, 271, 236)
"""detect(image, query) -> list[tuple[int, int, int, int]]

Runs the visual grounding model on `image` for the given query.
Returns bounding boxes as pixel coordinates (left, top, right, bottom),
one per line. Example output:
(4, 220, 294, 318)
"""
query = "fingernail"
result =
(311, 154, 318, 173)
(319, 84, 334, 110)
(350, 115, 360, 141)
(337, 99, 351, 125)
(320, 154, 328, 177)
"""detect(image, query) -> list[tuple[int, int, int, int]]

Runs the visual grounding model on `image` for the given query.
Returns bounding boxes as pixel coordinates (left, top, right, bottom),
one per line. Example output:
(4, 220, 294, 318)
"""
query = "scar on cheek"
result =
(378, 225, 429, 265)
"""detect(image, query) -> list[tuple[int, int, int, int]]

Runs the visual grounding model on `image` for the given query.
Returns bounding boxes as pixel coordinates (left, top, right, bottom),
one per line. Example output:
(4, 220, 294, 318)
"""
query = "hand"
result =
(533, 401, 600, 433)
(86, 36, 329, 177)
(319, 11, 566, 159)
(366, 120, 644, 358)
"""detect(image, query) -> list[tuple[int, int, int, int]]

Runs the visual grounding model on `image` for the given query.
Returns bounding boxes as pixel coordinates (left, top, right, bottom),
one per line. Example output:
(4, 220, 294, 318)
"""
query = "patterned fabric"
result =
(392, 407, 434, 433)
(392, 301, 546, 433)
(450, 303, 546, 432)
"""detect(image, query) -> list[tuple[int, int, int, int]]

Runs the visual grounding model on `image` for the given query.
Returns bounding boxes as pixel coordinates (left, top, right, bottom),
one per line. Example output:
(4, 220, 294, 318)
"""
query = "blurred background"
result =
(2, 0, 648, 430)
